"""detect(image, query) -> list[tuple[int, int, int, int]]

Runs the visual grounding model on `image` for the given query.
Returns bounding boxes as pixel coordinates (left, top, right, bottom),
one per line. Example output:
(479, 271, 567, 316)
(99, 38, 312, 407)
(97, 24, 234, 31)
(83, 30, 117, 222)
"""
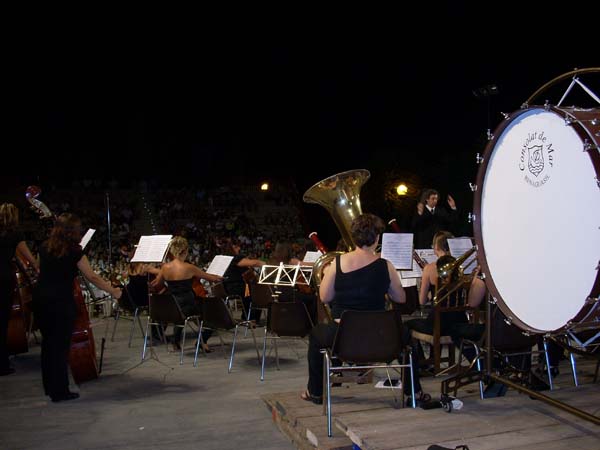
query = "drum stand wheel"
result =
(440, 393, 453, 413)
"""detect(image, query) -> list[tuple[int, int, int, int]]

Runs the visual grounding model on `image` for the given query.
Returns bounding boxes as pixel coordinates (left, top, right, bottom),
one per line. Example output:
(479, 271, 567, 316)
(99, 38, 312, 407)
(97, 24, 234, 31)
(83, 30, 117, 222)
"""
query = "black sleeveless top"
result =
(331, 255, 390, 320)
(165, 278, 195, 306)
(35, 244, 83, 306)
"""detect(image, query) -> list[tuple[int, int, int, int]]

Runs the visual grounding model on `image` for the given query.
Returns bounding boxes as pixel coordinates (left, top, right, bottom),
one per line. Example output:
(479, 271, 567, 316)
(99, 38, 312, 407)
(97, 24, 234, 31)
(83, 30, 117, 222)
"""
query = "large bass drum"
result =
(473, 74, 600, 334)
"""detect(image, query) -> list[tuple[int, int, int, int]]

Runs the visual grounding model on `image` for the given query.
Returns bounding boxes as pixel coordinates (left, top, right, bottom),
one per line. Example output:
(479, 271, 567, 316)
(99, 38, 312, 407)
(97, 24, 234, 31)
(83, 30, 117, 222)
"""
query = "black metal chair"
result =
(323, 310, 416, 437)
(142, 293, 201, 365)
(195, 296, 260, 371)
(260, 301, 314, 381)
(111, 282, 149, 347)
(247, 282, 275, 325)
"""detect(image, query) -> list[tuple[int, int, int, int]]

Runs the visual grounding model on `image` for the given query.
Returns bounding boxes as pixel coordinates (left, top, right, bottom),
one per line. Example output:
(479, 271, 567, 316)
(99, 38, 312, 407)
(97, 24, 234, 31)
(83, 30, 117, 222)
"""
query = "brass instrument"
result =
(303, 169, 370, 286)
(303, 169, 370, 322)
(433, 246, 477, 306)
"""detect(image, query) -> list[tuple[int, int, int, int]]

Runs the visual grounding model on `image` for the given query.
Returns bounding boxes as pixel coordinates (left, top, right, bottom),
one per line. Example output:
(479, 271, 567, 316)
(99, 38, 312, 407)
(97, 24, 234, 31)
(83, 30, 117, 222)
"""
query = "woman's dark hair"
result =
(350, 213, 385, 248)
(268, 241, 293, 264)
(420, 188, 439, 203)
(220, 238, 240, 255)
(45, 213, 82, 258)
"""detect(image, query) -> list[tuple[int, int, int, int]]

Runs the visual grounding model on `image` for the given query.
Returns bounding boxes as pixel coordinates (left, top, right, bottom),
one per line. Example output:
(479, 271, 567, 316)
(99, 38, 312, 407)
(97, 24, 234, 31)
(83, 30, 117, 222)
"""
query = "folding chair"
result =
(324, 310, 416, 437)
(111, 283, 148, 347)
(194, 296, 261, 371)
(142, 293, 201, 365)
(260, 301, 314, 381)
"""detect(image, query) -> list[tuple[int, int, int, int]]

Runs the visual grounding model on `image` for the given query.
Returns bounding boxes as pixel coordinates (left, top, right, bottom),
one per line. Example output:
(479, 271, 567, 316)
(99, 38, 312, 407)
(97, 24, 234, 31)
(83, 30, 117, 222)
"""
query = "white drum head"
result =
(476, 108, 600, 333)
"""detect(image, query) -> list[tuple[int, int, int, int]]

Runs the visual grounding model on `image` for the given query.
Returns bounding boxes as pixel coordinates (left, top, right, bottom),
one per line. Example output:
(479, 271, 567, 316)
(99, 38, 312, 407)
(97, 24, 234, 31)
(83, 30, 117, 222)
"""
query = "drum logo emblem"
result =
(527, 145, 544, 176)
(519, 131, 555, 187)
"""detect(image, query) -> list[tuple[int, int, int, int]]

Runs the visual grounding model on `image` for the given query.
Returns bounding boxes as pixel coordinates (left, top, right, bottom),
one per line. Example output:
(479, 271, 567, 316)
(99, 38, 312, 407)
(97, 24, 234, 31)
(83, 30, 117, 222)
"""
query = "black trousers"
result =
(307, 323, 422, 398)
(37, 302, 76, 397)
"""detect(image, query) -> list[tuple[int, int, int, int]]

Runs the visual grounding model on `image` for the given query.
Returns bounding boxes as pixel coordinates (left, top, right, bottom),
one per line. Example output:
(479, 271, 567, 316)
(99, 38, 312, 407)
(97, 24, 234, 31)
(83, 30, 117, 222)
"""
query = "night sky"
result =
(7, 7, 597, 240)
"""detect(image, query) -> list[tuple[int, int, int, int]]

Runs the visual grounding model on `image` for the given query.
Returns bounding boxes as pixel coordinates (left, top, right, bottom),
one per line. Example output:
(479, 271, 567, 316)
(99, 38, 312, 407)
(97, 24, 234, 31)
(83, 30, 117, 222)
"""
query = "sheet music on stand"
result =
(381, 232, 414, 269)
(448, 237, 477, 274)
(79, 229, 96, 250)
(205, 255, 234, 276)
(302, 250, 323, 263)
(399, 248, 437, 279)
(130, 235, 173, 263)
(259, 263, 310, 286)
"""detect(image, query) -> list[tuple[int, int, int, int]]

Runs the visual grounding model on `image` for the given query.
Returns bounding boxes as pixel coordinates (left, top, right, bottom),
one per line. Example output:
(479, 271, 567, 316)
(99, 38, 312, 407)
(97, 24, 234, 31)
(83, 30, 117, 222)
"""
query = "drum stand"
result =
(440, 296, 600, 425)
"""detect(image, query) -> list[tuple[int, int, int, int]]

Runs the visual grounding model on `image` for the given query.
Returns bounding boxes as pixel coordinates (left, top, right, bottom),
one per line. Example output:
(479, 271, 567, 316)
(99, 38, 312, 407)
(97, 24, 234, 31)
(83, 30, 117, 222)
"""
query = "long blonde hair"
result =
(0, 203, 19, 236)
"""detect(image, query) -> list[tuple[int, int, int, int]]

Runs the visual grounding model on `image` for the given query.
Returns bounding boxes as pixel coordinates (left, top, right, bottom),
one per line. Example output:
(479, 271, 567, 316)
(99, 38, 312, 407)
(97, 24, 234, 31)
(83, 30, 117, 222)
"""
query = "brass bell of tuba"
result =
(433, 245, 477, 305)
(303, 169, 370, 287)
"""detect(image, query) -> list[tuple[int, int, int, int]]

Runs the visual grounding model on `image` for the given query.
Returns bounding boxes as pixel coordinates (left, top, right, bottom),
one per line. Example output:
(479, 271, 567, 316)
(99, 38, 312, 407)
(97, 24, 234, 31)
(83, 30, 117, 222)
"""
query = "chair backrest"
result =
(210, 282, 227, 300)
(273, 286, 295, 302)
(269, 302, 313, 337)
(149, 293, 184, 323)
(126, 275, 150, 308)
(249, 283, 275, 308)
(201, 297, 236, 331)
(120, 285, 140, 313)
(332, 310, 401, 364)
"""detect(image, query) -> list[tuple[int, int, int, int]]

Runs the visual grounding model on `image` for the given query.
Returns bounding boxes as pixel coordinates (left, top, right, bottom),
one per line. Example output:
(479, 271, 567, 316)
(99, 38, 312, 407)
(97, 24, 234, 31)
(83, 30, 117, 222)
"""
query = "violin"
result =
(192, 278, 207, 297)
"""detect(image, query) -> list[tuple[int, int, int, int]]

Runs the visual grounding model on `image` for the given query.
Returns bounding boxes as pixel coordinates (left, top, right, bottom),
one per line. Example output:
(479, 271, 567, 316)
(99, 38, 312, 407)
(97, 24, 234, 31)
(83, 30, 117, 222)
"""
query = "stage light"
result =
(396, 184, 408, 196)
(260, 182, 269, 191)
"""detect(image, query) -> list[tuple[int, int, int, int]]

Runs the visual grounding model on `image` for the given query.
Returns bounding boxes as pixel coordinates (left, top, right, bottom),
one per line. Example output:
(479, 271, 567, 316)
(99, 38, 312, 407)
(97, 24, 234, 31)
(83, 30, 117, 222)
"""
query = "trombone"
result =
(433, 246, 477, 306)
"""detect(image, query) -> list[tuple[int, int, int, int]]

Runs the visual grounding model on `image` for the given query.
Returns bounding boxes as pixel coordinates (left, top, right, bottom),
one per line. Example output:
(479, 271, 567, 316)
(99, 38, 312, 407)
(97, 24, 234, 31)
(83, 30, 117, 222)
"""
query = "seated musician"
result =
(220, 238, 265, 322)
(124, 261, 163, 343)
(152, 237, 222, 352)
(404, 231, 484, 363)
(301, 214, 429, 406)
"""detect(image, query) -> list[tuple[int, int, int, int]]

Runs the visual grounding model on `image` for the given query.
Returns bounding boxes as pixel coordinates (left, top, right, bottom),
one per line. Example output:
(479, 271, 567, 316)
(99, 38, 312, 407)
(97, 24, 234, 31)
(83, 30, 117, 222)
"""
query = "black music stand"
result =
(121, 235, 175, 375)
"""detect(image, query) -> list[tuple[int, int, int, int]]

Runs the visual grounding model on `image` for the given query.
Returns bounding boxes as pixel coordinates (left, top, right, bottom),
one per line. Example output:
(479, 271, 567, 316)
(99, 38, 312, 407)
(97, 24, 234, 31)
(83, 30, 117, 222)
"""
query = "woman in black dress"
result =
(0, 203, 38, 376)
(34, 213, 122, 402)
(221, 239, 265, 321)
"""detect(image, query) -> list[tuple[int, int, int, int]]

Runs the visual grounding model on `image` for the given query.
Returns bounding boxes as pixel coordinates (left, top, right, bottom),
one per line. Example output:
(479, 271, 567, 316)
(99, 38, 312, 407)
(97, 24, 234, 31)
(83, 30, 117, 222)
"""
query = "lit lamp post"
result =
(260, 182, 269, 191)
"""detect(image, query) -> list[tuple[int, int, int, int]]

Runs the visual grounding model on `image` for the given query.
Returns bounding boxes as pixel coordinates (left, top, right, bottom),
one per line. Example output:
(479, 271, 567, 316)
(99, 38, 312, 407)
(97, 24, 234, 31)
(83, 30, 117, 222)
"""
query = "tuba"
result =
(433, 245, 477, 305)
(303, 169, 370, 287)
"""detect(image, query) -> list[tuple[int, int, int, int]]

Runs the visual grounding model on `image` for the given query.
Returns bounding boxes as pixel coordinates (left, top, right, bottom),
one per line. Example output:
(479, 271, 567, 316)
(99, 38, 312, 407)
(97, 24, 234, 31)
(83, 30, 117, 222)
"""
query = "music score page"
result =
(381, 232, 413, 269)
(79, 229, 96, 250)
(206, 255, 234, 276)
(131, 235, 173, 262)
(448, 237, 477, 274)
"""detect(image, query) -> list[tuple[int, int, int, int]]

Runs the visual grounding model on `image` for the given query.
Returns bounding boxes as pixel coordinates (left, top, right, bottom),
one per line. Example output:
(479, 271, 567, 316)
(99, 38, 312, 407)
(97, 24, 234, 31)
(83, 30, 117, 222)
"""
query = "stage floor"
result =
(263, 360, 600, 450)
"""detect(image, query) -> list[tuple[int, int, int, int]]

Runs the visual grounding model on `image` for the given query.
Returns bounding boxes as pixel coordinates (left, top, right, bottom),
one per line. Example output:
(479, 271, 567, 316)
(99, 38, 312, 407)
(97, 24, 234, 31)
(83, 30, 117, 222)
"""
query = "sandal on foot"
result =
(300, 390, 323, 405)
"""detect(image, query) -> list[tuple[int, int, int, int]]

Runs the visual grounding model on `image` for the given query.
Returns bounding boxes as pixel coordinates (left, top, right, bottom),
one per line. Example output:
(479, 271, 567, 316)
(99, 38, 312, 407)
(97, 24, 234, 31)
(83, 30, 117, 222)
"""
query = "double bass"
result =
(6, 256, 32, 355)
(26, 186, 99, 384)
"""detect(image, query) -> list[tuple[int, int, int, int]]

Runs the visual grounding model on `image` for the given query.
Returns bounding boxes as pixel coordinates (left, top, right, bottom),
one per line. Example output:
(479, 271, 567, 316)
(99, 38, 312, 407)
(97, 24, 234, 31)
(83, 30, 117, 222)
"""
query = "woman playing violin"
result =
(0, 203, 39, 376)
(33, 213, 122, 402)
(151, 236, 222, 352)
